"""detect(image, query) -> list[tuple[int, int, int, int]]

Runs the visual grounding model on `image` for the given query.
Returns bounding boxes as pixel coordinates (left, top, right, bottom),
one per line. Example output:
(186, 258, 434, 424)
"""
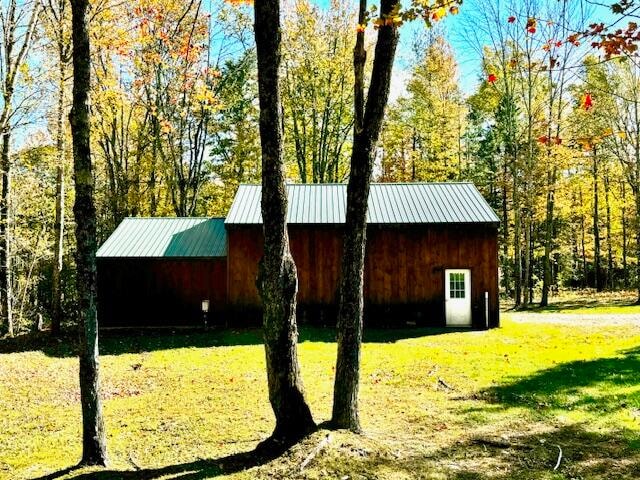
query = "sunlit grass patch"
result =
(1, 315, 640, 479)
(508, 289, 640, 314)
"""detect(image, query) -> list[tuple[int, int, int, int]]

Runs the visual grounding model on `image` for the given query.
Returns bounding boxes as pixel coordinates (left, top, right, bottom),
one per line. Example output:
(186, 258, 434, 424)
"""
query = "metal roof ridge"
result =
(226, 181, 499, 225)
(279, 182, 476, 186)
(234, 182, 476, 187)
(121, 216, 225, 220)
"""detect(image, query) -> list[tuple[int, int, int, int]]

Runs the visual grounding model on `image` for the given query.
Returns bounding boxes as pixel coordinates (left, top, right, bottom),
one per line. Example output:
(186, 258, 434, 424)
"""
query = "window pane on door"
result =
(449, 272, 465, 299)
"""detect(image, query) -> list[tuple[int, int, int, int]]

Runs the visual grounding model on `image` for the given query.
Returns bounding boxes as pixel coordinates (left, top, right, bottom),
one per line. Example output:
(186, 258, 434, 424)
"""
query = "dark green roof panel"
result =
(97, 218, 227, 258)
(225, 183, 500, 225)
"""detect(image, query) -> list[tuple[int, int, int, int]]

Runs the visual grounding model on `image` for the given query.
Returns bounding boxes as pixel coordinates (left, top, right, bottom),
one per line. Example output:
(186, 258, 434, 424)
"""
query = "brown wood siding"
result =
(365, 225, 498, 327)
(97, 258, 227, 327)
(290, 227, 343, 305)
(226, 225, 343, 309)
(226, 228, 263, 307)
(227, 224, 499, 328)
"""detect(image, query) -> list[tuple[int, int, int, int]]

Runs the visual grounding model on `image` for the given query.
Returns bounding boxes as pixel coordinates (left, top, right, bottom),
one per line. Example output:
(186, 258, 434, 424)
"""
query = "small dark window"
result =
(449, 272, 466, 299)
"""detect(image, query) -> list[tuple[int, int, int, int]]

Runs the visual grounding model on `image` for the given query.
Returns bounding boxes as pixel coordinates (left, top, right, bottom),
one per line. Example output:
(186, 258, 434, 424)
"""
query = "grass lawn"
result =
(1, 315, 640, 479)
(507, 290, 640, 315)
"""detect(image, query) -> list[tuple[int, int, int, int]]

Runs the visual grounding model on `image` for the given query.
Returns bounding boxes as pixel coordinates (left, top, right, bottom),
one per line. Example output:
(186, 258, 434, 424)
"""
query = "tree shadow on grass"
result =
(32, 444, 287, 480)
(351, 424, 640, 479)
(521, 297, 639, 313)
(0, 326, 466, 358)
(39, 423, 637, 480)
(480, 345, 640, 413)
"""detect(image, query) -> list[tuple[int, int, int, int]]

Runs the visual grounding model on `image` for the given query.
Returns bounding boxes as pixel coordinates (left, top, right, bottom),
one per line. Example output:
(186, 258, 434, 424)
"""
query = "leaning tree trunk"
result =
(70, 0, 108, 466)
(253, 0, 315, 446)
(332, 0, 399, 431)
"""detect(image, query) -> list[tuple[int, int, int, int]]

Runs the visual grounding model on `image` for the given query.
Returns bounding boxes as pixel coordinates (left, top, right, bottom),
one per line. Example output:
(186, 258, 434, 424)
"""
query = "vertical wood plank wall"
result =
(227, 224, 499, 328)
(98, 225, 498, 328)
(97, 258, 227, 327)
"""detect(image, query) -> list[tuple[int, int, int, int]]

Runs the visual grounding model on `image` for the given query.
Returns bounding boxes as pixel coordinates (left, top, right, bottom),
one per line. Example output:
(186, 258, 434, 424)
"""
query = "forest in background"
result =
(3, 0, 640, 334)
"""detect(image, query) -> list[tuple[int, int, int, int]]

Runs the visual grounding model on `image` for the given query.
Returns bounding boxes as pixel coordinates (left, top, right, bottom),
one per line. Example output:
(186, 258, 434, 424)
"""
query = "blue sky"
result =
(311, 0, 619, 98)
(444, 0, 617, 94)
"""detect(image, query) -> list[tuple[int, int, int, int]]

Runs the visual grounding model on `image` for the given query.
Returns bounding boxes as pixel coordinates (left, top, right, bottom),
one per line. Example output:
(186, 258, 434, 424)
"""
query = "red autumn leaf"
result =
(508, 16, 516, 23)
(487, 73, 498, 84)
(526, 17, 537, 34)
(554, 137, 562, 145)
(537, 135, 549, 145)
(567, 33, 582, 47)
(583, 93, 593, 111)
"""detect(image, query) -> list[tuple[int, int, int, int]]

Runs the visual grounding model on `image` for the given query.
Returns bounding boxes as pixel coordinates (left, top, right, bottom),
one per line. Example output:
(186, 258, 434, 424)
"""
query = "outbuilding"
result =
(97, 182, 500, 329)
(96, 217, 227, 327)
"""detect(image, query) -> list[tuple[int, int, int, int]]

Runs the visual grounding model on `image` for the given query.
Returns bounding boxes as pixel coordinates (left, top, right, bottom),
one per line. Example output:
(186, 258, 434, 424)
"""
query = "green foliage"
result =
(12, 142, 75, 334)
(208, 52, 262, 215)
(380, 36, 466, 182)
(281, 0, 356, 183)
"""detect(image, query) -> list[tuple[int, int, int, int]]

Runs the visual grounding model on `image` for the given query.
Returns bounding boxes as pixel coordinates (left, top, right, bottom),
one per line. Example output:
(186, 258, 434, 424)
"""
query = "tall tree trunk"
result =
(622, 181, 628, 288)
(332, 0, 399, 431)
(604, 171, 613, 289)
(593, 147, 601, 291)
(523, 212, 531, 306)
(501, 161, 510, 296)
(0, 0, 39, 336)
(513, 165, 522, 306)
(0, 131, 12, 336)
(253, 0, 315, 446)
(634, 182, 640, 302)
(579, 188, 587, 288)
(70, 0, 108, 465)
(635, 184, 640, 302)
(541, 167, 557, 307)
(51, 59, 67, 336)
(528, 221, 534, 302)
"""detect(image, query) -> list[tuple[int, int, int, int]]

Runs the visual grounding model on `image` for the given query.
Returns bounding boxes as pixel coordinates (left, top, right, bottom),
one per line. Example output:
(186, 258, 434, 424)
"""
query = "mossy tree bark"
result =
(253, 0, 315, 445)
(332, 0, 399, 432)
(70, 0, 108, 466)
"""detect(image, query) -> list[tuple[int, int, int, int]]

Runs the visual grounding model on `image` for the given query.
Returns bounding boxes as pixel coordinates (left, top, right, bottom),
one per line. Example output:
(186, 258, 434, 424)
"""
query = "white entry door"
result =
(445, 269, 472, 327)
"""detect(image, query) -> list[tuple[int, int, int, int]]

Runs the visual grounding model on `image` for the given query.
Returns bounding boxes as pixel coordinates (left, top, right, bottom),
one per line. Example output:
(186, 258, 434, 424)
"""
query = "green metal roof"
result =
(225, 183, 500, 225)
(97, 218, 227, 258)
